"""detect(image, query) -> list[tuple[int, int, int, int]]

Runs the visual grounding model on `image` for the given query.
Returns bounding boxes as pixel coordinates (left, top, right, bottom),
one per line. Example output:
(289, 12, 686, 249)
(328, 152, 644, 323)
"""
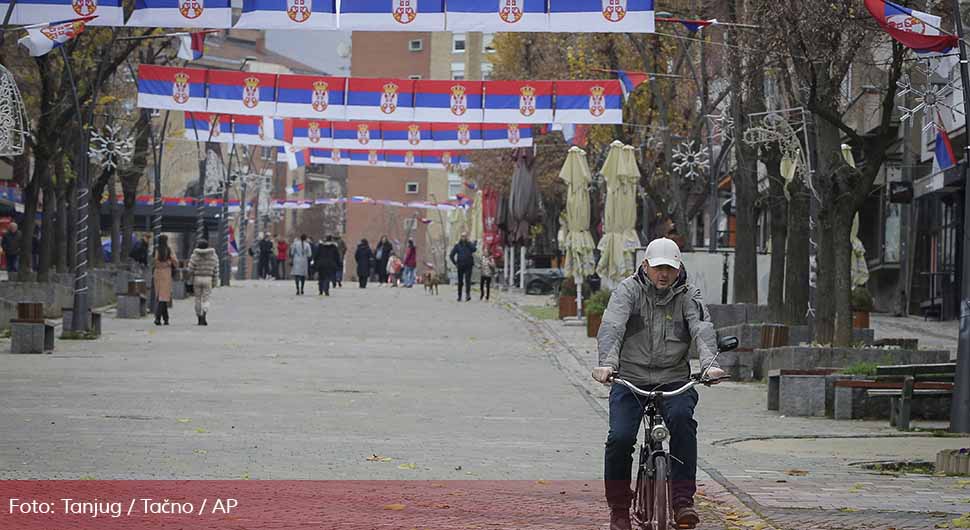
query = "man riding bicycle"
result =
(592, 237, 725, 530)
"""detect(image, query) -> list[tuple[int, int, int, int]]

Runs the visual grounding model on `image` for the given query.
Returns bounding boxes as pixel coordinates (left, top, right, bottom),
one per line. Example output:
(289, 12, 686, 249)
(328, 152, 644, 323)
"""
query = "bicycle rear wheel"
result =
(652, 455, 669, 530)
(633, 458, 652, 525)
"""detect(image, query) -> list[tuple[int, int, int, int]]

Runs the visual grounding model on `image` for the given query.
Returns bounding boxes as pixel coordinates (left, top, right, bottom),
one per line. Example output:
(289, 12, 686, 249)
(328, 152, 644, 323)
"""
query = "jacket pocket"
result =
(658, 320, 690, 368)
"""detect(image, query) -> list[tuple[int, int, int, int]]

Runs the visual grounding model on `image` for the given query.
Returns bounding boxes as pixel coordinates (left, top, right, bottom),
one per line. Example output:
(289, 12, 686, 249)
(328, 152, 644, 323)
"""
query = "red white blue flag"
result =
(346, 77, 414, 121)
(617, 70, 649, 101)
(414, 80, 484, 123)
(553, 80, 623, 124)
(310, 148, 350, 165)
(235, 0, 336, 29)
(549, 0, 654, 33)
(864, 0, 957, 53)
(287, 182, 305, 195)
(432, 123, 482, 150)
(340, 0, 445, 31)
(228, 225, 239, 255)
(206, 70, 277, 116)
(382, 122, 433, 150)
(935, 123, 957, 170)
(177, 31, 207, 61)
(183, 113, 233, 143)
(17, 16, 93, 56)
(1, 0, 120, 25)
(285, 147, 310, 171)
(127, 0, 232, 28)
(445, 0, 548, 32)
(137, 64, 207, 112)
(482, 123, 533, 149)
(232, 115, 282, 146)
(346, 149, 385, 167)
(483, 80, 554, 124)
(333, 121, 382, 149)
(291, 119, 332, 148)
(384, 150, 422, 169)
(276, 74, 346, 119)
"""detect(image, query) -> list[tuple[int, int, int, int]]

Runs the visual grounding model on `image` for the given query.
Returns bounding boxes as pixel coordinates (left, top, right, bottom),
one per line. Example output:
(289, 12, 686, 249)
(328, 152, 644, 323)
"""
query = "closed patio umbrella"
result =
(597, 141, 641, 284)
(559, 146, 596, 317)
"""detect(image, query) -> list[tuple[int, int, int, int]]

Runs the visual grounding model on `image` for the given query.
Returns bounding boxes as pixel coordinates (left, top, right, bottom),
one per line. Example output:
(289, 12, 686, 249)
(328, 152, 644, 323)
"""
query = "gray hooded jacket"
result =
(597, 269, 718, 387)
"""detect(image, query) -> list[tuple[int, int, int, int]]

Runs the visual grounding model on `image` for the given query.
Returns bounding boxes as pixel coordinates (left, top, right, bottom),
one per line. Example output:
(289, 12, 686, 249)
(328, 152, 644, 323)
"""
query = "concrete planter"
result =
(756, 346, 951, 379)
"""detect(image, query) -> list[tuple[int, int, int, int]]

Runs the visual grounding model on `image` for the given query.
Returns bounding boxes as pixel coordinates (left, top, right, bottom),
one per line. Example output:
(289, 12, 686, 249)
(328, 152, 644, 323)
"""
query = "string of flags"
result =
(17, 15, 94, 57)
(139, 65, 627, 125)
(275, 146, 473, 170)
(864, 0, 958, 53)
(0, 0, 656, 32)
(75, 193, 468, 212)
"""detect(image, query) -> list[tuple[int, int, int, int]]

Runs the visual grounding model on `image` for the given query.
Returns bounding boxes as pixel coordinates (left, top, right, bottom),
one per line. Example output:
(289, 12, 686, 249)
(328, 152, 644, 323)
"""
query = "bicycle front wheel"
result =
(652, 455, 669, 530)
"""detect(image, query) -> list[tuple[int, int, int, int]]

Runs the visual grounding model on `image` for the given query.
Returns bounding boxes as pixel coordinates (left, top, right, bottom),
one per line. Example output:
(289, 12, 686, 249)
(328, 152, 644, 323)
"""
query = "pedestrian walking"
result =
(449, 232, 477, 302)
(354, 238, 373, 289)
(152, 234, 178, 326)
(187, 239, 219, 326)
(314, 235, 341, 296)
(336, 237, 347, 287)
(386, 252, 403, 287)
(374, 235, 392, 285)
(403, 239, 417, 288)
(276, 237, 289, 280)
(480, 247, 495, 301)
(129, 233, 150, 275)
(1, 222, 19, 274)
(290, 234, 312, 295)
(257, 233, 273, 279)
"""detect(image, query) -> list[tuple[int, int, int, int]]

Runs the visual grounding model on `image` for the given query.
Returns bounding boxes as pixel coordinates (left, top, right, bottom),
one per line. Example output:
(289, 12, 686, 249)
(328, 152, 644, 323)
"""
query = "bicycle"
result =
(610, 335, 739, 530)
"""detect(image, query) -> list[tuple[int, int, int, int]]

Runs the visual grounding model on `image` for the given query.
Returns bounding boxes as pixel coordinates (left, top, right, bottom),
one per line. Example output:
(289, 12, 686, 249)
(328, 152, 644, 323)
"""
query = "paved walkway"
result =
(507, 290, 969, 529)
(0, 280, 750, 529)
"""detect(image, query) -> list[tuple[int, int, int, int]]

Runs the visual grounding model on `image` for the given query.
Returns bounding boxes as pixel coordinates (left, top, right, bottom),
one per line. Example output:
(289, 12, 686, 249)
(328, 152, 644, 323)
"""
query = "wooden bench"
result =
(866, 363, 957, 430)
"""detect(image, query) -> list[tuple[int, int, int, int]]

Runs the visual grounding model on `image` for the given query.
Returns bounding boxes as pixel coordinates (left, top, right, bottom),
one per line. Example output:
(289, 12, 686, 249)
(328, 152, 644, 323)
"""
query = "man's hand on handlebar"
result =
(591, 366, 614, 385)
(702, 367, 727, 384)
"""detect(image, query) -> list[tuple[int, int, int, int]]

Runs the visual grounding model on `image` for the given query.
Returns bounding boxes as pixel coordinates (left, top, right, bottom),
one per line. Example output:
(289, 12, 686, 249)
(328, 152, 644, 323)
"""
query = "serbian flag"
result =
(384, 150, 422, 169)
(127, 0, 231, 28)
(382, 122, 433, 150)
(137, 65, 207, 112)
(935, 124, 957, 170)
(432, 123, 482, 150)
(617, 70, 649, 101)
(275, 74, 346, 119)
(183, 113, 233, 143)
(339, 0, 445, 31)
(484, 80, 554, 124)
(553, 80, 623, 124)
(285, 146, 310, 171)
(228, 226, 239, 256)
(420, 150, 465, 170)
(17, 16, 94, 57)
(482, 123, 533, 149)
(333, 121, 382, 149)
(315, 148, 351, 164)
(346, 77, 414, 121)
(231, 115, 281, 146)
(864, 0, 957, 53)
(414, 80, 484, 123)
(177, 32, 207, 61)
(445, 0, 548, 32)
(291, 119, 332, 148)
(1, 1, 120, 25)
(287, 182, 305, 195)
(346, 149, 385, 167)
(235, 0, 336, 29)
(656, 16, 716, 32)
(206, 70, 277, 116)
(549, 0, 655, 33)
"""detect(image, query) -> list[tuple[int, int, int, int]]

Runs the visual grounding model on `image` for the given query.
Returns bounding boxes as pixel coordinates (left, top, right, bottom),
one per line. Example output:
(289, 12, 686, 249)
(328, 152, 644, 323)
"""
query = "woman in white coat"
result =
(289, 234, 313, 295)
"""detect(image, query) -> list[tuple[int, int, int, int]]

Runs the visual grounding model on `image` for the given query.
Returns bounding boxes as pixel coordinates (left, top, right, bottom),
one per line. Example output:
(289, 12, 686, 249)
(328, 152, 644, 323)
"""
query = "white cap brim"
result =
(646, 257, 681, 269)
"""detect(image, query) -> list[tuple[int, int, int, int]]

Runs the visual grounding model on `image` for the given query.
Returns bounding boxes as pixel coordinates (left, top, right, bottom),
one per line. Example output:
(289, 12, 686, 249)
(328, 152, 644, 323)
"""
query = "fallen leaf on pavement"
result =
(398, 463, 418, 470)
(195, 428, 207, 433)
(367, 454, 393, 462)
(953, 514, 970, 528)
(383, 504, 406, 511)
(176, 418, 192, 424)
(536, 480, 549, 485)
(838, 507, 858, 513)
(785, 469, 808, 476)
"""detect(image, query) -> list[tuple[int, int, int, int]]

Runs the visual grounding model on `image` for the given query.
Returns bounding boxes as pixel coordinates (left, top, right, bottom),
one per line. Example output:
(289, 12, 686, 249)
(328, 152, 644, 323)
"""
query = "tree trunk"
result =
(815, 206, 836, 344)
(37, 185, 55, 282)
(54, 161, 69, 274)
(110, 174, 121, 265)
(18, 176, 40, 281)
(832, 204, 855, 346)
(66, 178, 77, 272)
(765, 153, 787, 317)
(733, 138, 760, 304)
(784, 179, 810, 325)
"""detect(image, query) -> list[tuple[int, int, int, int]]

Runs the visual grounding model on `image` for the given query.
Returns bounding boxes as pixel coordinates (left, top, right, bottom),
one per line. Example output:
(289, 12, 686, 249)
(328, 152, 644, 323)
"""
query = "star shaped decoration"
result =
(671, 141, 710, 181)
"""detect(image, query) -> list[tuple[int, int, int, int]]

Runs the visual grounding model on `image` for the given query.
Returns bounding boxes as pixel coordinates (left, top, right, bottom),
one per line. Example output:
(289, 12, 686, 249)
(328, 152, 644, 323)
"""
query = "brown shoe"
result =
(674, 505, 699, 528)
(610, 507, 632, 530)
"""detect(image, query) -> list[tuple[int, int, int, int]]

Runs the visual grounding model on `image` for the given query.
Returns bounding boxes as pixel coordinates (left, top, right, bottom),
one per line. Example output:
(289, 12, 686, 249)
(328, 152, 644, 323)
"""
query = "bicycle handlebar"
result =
(609, 375, 728, 398)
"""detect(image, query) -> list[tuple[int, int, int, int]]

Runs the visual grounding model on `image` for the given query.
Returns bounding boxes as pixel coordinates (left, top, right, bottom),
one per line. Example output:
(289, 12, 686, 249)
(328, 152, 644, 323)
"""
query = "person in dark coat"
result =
(335, 237, 347, 288)
(449, 232, 477, 302)
(313, 235, 341, 296)
(374, 235, 393, 284)
(1, 222, 19, 273)
(354, 238, 374, 289)
(257, 234, 273, 280)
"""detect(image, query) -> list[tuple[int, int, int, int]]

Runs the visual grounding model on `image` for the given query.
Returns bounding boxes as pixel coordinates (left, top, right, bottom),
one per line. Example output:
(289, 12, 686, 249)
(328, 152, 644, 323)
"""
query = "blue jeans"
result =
(604, 381, 698, 509)
(403, 266, 416, 287)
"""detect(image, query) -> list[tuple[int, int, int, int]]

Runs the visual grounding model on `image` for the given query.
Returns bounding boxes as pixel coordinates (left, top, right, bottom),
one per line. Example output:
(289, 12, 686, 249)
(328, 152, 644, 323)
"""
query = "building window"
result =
(452, 33, 466, 53)
(405, 182, 419, 194)
(481, 63, 494, 80)
(408, 39, 423, 52)
(261, 146, 275, 161)
(483, 33, 496, 53)
(447, 172, 462, 200)
(450, 62, 465, 81)
(408, 74, 422, 80)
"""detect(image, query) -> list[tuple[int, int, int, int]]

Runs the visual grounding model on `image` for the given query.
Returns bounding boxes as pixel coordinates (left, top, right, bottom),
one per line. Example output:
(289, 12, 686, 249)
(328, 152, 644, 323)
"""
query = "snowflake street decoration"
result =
(88, 124, 134, 170)
(706, 110, 734, 143)
(897, 60, 964, 133)
(671, 141, 710, 181)
(0, 64, 29, 158)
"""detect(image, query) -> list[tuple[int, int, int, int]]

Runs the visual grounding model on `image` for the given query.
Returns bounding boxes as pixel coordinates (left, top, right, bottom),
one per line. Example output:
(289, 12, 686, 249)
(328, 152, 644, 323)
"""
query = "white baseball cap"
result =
(644, 238, 682, 269)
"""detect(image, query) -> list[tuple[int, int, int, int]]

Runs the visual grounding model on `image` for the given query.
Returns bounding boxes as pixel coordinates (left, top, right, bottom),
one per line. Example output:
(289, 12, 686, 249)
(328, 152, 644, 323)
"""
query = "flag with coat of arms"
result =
(18, 16, 95, 57)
